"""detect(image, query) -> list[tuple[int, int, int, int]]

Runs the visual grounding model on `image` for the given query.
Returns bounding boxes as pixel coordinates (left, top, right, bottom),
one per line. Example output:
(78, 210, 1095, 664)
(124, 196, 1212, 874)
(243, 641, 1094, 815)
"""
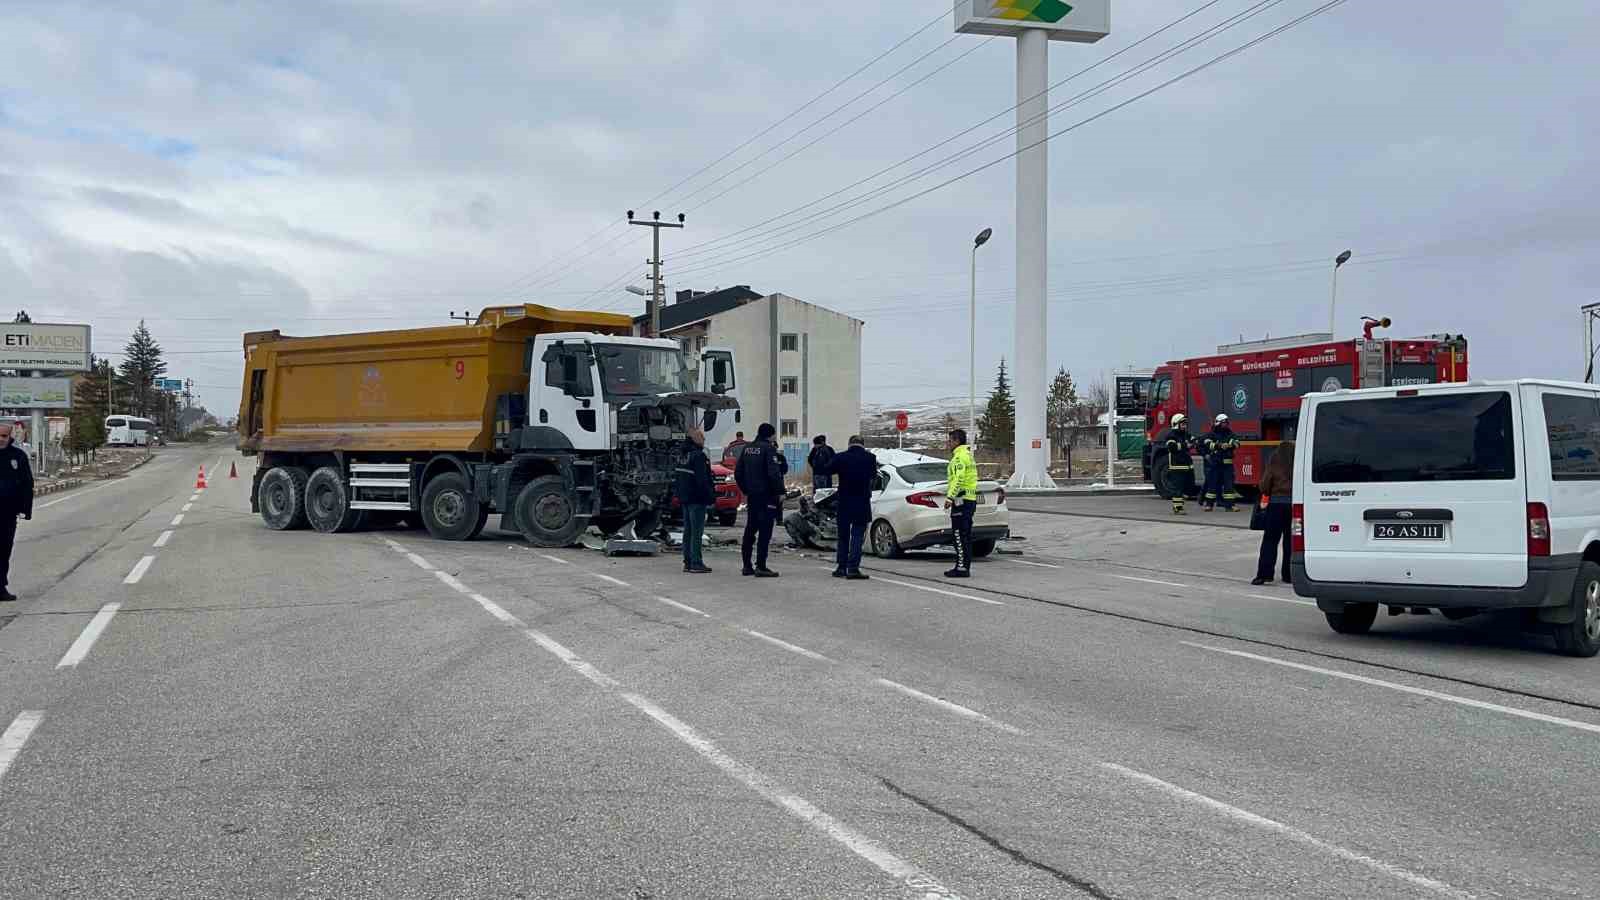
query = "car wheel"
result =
(258, 466, 309, 531)
(972, 539, 996, 559)
(870, 519, 902, 559)
(305, 466, 363, 534)
(1324, 602, 1378, 635)
(516, 475, 582, 547)
(717, 510, 738, 527)
(1553, 561, 1600, 658)
(421, 472, 483, 541)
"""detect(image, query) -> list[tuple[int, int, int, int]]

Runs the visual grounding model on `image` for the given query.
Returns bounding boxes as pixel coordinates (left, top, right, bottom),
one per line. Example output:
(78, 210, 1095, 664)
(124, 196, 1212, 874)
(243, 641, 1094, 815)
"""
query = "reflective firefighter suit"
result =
(1201, 425, 1240, 511)
(1159, 426, 1196, 515)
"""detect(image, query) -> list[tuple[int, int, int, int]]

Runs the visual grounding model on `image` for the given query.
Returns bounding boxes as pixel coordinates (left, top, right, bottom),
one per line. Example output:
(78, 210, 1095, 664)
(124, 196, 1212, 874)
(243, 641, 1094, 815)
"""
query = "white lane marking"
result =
(471, 594, 525, 626)
(152, 530, 173, 548)
(1185, 641, 1600, 736)
(170, 514, 184, 526)
(1108, 573, 1188, 589)
(56, 602, 124, 668)
(523, 628, 622, 690)
(1246, 592, 1317, 607)
(656, 596, 712, 618)
(190, 493, 200, 501)
(434, 570, 471, 594)
(123, 555, 156, 584)
(382, 538, 408, 553)
(537, 553, 572, 565)
(623, 691, 963, 900)
(588, 572, 630, 588)
(406, 553, 434, 571)
(873, 575, 1005, 606)
(181, 503, 193, 512)
(38, 481, 120, 509)
(1103, 763, 1468, 898)
(876, 678, 1024, 735)
(744, 629, 834, 663)
(0, 711, 45, 787)
(1009, 559, 1061, 569)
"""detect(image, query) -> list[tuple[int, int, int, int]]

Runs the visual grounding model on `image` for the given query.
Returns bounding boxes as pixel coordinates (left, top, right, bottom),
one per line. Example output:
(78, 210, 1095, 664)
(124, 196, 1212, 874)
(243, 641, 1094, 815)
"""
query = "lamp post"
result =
(970, 227, 992, 442)
(1330, 249, 1353, 336)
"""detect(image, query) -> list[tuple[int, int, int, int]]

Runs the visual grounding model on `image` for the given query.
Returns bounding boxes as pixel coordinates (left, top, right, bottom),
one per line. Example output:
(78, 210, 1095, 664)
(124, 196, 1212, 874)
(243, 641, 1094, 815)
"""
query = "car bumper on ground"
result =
(900, 525, 1010, 552)
(1292, 553, 1581, 613)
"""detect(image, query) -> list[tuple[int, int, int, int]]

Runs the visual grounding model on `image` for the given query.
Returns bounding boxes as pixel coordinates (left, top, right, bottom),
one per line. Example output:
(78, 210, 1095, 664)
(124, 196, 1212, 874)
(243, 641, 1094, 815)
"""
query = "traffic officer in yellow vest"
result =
(1158, 414, 1196, 515)
(1200, 413, 1241, 512)
(943, 428, 978, 579)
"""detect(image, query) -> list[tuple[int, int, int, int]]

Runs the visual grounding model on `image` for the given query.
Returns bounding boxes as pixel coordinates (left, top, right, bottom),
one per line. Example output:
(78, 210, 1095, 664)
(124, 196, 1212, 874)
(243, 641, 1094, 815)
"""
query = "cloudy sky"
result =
(2, 0, 1596, 413)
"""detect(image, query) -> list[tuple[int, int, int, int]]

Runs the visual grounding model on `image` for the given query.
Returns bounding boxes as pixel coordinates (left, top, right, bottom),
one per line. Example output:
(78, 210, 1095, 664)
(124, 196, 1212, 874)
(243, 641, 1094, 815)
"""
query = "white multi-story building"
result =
(635, 286, 864, 471)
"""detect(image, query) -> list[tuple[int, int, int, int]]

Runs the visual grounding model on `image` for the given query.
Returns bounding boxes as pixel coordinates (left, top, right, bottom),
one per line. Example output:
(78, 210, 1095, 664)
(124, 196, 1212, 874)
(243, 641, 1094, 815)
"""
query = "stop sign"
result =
(895, 412, 909, 432)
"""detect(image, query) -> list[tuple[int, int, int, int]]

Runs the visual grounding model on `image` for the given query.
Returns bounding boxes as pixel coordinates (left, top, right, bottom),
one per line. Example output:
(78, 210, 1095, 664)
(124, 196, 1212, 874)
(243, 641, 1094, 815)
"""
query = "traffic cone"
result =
(229, 461, 238, 479)
(196, 466, 207, 489)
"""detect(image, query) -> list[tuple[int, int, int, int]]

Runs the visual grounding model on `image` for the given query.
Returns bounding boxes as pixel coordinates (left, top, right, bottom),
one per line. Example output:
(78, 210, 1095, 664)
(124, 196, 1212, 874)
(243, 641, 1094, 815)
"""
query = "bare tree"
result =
(1086, 376, 1110, 417)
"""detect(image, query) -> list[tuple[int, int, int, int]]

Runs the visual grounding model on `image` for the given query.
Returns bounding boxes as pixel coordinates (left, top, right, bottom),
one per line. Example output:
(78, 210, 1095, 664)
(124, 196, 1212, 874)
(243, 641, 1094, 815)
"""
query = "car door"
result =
(1534, 384, 1600, 561)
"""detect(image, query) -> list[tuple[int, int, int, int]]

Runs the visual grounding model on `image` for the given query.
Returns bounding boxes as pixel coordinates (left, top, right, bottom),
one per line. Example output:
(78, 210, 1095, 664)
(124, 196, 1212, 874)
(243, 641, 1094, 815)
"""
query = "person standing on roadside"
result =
(734, 423, 785, 577)
(829, 436, 878, 580)
(0, 423, 35, 602)
(1252, 441, 1295, 586)
(1158, 414, 1196, 515)
(807, 435, 836, 490)
(722, 431, 748, 468)
(943, 428, 978, 579)
(1200, 414, 1240, 512)
(675, 425, 715, 575)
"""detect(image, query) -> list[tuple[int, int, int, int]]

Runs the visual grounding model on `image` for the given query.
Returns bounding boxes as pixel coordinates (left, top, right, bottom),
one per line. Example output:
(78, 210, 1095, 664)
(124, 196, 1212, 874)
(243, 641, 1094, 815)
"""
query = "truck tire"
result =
(1152, 456, 1173, 500)
(1553, 561, 1600, 658)
(305, 466, 364, 534)
(1324, 602, 1378, 635)
(421, 473, 483, 542)
(259, 466, 310, 531)
(467, 507, 491, 541)
(516, 475, 582, 547)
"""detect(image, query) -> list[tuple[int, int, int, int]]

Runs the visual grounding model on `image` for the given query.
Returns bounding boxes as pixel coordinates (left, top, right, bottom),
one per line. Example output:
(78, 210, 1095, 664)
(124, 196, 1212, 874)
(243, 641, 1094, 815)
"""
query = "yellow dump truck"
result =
(239, 304, 737, 546)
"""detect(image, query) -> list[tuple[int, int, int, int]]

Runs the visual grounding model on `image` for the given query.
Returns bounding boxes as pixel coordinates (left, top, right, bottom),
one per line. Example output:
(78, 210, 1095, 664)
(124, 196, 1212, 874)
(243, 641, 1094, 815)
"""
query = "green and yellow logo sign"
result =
(987, 0, 1075, 23)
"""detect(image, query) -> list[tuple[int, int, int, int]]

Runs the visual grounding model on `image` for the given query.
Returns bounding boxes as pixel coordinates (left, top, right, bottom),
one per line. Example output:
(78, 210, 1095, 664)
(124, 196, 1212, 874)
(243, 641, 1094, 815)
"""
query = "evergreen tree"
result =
(67, 360, 111, 460)
(976, 358, 1015, 453)
(1045, 367, 1079, 453)
(118, 321, 167, 418)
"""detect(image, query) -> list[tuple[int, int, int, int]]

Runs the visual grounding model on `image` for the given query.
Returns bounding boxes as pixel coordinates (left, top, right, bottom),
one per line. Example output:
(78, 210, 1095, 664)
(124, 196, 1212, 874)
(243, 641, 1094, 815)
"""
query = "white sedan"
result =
(804, 449, 1010, 560)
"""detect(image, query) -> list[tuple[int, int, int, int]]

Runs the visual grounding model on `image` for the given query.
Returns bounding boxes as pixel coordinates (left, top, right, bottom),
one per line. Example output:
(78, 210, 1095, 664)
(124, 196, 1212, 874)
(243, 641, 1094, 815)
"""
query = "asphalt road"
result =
(2, 448, 1597, 898)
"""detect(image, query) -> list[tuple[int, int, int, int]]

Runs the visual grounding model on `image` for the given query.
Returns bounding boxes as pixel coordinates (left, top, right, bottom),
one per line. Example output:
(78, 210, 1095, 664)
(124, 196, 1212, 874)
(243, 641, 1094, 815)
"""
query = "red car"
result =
(671, 462, 743, 527)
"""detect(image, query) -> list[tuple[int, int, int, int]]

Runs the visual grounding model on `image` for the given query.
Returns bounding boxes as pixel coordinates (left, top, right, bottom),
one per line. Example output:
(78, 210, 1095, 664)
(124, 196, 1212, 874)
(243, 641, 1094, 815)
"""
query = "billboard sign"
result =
(1114, 374, 1153, 417)
(0, 376, 73, 409)
(0, 323, 92, 371)
(158, 378, 185, 392)
(955, 0, 1110, 42)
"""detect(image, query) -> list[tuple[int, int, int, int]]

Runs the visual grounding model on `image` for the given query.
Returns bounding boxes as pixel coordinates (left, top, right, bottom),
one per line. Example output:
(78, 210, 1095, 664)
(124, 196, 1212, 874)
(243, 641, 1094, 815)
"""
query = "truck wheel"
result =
(1553, 562, 1600, 658)
(467, 507, 491, 541)
(516, 475, 582, 547)
(871, 519, 902, 559)
(258, 466, 310, 531)
(717, 509, 738, 527)
(1152, 457, 1174, 500)
(972, 539, 996, 559)
(421, 473, 483, 542)
(1324, 602, 1378, 635)
(305, 467, 363, 534)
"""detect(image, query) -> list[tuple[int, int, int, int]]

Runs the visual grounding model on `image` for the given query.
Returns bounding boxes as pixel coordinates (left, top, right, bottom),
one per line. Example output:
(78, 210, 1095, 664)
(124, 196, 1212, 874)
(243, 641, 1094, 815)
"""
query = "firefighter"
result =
(1200, 413, 1240, 512)
(1159, 414, 1196, 515)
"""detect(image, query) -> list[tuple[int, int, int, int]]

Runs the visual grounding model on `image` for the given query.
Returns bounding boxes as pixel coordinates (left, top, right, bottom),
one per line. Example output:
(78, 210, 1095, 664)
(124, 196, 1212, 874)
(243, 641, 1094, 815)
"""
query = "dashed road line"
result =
(406, 553, 434, 571)
(656, 596, 712, 618)
(872, 575, 1005, 606)
(587, 572, 630, 588)
(57, 603, 123, 669)
(876, 678, 1024, 735)
(1008, 559, 1061, 569)
(1246, 592, 1316, 607)
(471, 593, 524, 626)
(537, 553, 572, 565)
(1103, 763, 1468, 898)
(124, 555, 156, 584)
(744, 629, 834, 663)
(181, 503, 193, 512)
(170, 514, 184, 526)
(1185, 641, 1600, 736)
(1108, 573, 1188, 589)
(434, 570, 471, 594)
(152, 530, 173, 548)
(0, 711, 45, 788)
(38, 481, 121, 510)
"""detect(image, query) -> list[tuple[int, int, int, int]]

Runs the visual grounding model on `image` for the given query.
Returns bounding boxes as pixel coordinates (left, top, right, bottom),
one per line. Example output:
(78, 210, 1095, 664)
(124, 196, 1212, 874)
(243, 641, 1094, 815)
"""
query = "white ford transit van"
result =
(1292, 380, 1599, 656)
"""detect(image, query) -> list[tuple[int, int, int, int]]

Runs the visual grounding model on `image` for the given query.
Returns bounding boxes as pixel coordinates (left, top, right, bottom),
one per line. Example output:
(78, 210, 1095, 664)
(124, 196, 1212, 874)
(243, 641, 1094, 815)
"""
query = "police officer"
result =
(0, 423, 34, 602)
(943, 428, 978, 579)
(1200, 413, 1240, 512)
(829, 436, 877, 580)
(734, 422, 786, 577)
(1159, 414, 1196, 516)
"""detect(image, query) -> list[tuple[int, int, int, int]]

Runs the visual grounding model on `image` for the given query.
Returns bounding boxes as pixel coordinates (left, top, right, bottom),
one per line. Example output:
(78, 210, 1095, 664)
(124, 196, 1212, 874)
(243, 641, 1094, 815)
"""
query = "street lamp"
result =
(970, 227, 993, 442)
(1330, 249, 1353, 337)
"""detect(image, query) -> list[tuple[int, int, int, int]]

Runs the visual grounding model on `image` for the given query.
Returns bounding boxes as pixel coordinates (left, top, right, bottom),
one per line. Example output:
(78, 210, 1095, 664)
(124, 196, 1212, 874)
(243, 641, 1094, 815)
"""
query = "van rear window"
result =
(1312, 391, 1515, 483)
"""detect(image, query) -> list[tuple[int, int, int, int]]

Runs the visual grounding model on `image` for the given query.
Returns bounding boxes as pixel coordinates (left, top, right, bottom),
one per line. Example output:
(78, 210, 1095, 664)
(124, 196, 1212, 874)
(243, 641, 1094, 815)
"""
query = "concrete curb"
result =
(35, 478, 86, 497)
(1010, 487, 1158, 498)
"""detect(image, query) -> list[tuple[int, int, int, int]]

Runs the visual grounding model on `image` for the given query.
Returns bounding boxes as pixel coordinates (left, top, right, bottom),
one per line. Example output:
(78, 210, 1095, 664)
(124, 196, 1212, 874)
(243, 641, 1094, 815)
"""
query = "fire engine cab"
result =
(1142, 320, 1469, 499)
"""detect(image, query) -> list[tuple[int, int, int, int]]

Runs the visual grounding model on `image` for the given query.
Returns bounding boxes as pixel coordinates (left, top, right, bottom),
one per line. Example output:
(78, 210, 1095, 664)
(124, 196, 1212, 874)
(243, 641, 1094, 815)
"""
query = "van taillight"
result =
(1528, 503, 1551, 557)
(1291, 503, 1305, 553)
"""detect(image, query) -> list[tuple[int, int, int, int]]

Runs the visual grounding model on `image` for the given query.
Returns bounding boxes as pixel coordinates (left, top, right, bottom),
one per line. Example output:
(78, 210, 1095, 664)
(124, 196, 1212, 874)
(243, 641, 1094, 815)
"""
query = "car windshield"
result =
(897, 463, 949, 484)
(595, 345, 692, 397)
(1312, 391, 1516, 483)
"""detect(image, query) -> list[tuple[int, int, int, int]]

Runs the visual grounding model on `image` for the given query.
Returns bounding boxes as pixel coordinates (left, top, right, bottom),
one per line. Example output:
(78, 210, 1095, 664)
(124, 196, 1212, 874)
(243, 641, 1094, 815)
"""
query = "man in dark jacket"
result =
(807, 435, 836, 490)
(829, 435, 878, 580)
(1200, 414, 1240, 512)
(1158, 414, 1196, 516)
(734, 423, 786, 577)
(722, 431, 748, 468)
(0, 423, 34, 602)
(674, 426, 715, 574)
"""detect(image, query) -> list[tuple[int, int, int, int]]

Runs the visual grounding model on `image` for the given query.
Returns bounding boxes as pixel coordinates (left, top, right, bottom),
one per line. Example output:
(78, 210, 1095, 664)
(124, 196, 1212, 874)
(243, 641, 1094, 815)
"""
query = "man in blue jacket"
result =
(734, 423, 787, 577)
(829, 436, 878, 580)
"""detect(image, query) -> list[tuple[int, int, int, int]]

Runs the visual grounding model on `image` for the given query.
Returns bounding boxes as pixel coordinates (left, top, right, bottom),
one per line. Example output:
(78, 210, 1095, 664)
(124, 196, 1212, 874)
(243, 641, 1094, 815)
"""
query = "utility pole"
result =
(1584, 302, 1600, 382)
(627, 211, 685, 337)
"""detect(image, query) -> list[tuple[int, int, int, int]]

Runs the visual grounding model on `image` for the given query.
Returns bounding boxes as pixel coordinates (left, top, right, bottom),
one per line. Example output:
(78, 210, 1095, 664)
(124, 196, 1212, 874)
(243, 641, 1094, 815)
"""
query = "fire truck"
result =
(1141, 319, 1469, 498)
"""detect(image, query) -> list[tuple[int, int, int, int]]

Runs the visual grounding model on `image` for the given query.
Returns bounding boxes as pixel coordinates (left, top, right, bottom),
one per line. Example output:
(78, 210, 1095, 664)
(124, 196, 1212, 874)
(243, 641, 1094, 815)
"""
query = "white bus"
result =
(105, 415, 156, 447)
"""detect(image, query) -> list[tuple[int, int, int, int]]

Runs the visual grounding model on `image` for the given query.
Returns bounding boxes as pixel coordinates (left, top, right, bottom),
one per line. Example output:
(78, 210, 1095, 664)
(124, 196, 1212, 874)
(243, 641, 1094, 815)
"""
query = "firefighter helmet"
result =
(1214, 414, 1229, 425)
(1171, 414, 1187, 428)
